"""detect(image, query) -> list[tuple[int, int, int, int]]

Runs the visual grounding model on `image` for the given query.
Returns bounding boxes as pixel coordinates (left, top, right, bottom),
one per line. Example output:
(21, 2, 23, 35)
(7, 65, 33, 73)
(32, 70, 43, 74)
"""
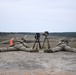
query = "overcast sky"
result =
(0, 0, 76, 32)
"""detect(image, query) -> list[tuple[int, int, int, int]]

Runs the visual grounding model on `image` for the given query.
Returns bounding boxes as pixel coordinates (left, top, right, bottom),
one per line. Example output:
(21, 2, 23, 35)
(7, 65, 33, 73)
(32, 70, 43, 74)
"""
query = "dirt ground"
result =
(0, 34, 76, 75)
(0, 51, 76, 75)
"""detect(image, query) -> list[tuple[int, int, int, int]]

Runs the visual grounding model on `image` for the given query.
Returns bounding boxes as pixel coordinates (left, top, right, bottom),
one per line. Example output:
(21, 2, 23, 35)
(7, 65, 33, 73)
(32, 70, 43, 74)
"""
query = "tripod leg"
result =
(33, 40, 36, 49)
(47, 38, 50, 49)
(42, 38, 46, 48)
(38, 40, 41, 49)
(35, 43, 38, 49)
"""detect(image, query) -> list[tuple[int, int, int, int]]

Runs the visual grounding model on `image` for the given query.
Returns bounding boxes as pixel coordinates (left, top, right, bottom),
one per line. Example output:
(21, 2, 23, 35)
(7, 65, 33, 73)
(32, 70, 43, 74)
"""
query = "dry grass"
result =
(0, 34, 76, 48)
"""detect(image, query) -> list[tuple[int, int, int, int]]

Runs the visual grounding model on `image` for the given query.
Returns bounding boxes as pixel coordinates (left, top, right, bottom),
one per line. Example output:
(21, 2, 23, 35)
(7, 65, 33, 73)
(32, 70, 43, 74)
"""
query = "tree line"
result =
(0, 32, 76, 37)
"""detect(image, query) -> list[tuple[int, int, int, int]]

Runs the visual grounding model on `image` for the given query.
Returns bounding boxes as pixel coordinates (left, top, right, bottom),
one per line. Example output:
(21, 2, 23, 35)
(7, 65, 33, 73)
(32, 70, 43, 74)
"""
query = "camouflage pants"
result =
(0, 43, 32, 52)
(52, 44, 76, 52)
(0, 47, 32, 52)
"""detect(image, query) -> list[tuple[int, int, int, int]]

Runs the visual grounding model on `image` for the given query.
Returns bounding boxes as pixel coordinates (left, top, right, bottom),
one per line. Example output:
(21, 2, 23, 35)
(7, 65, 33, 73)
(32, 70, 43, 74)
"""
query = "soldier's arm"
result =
(21, 42, 30, 48)
(57, 41, 62, 46)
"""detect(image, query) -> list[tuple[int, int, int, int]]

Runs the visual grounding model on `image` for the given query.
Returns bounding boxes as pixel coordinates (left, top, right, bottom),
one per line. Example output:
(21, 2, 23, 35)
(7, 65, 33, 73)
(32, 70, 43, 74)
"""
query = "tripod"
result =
(33, 33, 41, 49)
(42, 32, 50, 49)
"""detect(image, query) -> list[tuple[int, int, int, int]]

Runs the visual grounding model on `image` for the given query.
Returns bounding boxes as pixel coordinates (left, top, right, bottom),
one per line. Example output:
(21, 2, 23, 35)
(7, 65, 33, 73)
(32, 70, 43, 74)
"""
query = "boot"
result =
(44, 49, 54, 53)
(30, 49, 39, 52)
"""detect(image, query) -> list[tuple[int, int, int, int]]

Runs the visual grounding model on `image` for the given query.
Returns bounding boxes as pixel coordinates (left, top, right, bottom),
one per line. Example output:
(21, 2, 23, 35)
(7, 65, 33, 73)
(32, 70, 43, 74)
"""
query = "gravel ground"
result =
(0, 51, 76, 75)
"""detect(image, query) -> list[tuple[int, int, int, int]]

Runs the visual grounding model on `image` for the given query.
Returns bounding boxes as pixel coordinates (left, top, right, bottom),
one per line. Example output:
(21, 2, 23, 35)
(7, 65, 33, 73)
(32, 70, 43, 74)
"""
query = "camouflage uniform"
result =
(0, 40, 38, 52)
(51, 39, 76, 53)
